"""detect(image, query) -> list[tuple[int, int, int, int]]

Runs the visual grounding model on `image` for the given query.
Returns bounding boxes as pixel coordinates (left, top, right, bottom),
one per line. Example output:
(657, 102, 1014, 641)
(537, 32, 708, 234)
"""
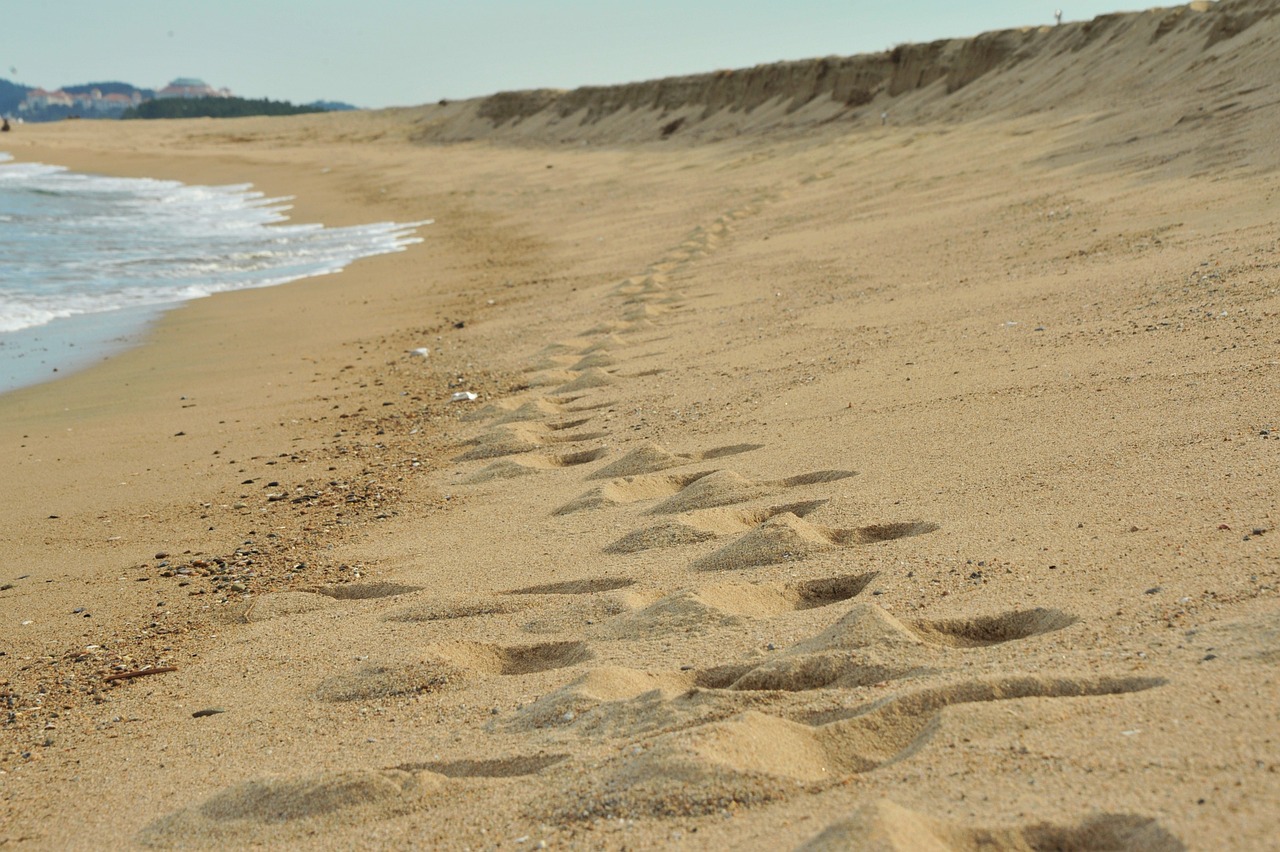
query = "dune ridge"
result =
(410, 0, 1278, 150)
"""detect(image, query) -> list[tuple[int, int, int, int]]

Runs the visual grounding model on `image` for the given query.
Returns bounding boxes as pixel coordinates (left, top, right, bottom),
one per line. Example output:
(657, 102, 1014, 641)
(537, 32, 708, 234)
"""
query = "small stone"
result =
(229, 582, 247, 593)
(192, 708, 226, 718)
(1145, 587, 1161, 595)
(1203, 654, 1217, 662)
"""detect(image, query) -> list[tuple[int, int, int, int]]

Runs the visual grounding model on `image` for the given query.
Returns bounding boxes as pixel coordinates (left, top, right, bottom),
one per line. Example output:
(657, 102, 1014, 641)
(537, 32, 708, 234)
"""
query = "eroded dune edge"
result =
(1, 1, 1278, 848)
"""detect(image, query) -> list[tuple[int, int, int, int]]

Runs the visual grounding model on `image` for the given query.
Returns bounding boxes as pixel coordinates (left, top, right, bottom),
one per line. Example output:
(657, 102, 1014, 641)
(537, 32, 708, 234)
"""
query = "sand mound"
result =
(559, 675, 1165, 817)
(692, 513, 835, 570)
(587, 442, 687, 479)
(554, 368, 614, 393)
(505, 666, 694, 730)
(597, 591, 747, 638)
(138, 768, 442, 846)
(553, 470, 713, 515)
(649, 470, 766, 514)
(603, 521, 719, 553)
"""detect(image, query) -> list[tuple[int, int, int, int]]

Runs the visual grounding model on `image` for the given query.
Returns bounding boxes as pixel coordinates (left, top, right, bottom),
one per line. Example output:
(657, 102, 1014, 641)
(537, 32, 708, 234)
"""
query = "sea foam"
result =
(0, 153, 429, 392)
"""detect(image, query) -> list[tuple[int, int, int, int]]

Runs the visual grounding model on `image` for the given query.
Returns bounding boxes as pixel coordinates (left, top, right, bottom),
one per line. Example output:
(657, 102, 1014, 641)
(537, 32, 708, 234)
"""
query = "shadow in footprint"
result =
(910, 608, 1078, 648)
(506, 577, 636, 595)
(693, 514, 936, 571)
(605, 500, 828, 554)
(429, 640, 593, 675)
(800, 800, 1185, 852)
(396, 754, 567, 778)
(464, 448, 609, 483)
(312, 583, 422, 601)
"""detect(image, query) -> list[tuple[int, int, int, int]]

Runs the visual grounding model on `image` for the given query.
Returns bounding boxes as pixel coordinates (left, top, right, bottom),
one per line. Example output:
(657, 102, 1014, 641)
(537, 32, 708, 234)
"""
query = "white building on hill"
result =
(155, 78, 233, 99)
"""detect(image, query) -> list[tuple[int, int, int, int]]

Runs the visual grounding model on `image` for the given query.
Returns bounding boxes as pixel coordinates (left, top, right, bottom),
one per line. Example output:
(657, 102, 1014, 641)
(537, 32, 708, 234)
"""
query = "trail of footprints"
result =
(144, 195, 1182, 846)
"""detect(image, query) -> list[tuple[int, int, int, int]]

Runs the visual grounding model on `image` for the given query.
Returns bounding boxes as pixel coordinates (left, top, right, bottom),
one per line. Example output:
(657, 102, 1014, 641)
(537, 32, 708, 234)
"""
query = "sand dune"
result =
(2, 0, 1279, 848)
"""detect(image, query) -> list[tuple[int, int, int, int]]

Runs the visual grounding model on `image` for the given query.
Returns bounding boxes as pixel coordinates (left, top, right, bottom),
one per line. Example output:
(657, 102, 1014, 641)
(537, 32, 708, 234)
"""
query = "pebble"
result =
(192, 708, 226, 718)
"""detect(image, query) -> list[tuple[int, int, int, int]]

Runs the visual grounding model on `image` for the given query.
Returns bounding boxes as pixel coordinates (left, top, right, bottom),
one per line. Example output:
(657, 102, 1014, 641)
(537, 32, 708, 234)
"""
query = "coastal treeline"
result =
(122, 96, 326, 120)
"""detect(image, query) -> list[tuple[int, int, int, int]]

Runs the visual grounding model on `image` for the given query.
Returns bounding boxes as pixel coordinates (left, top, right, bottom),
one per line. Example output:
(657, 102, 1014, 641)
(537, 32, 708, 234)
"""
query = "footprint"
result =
(553, 368, 615, 394)
(463, 448, 608, 483)
(596, 573, 877, 639)
(505, 577, 636, 595)
(701, 604, 1078, 691)
(312, 582, 423, 600)
(315, 662, 461, 702)
(579, 319, 657, 336)
(553, 471, 715, 516)
(383, 598, 527, 622)
(559, 675, 1165, 818)
(692, 514, 934, 571)
(456, 424, 608, 462)
(245, 584, 423, 623)
(574, 339, 625, 358)
(587, 441, 763, 480)
(491, 400, 574, 424)
(395, 754, 567, 778)
(569, 351, 619, 370)
(243, 591, 336, 622)
(604, 500, 827, 554)
(503, 667, 696, 731)
(799, 800, 1185, 852)
(910, 608, 1079, 648)
(138, 768, 441, 845)
(425, 639, 592, 675)
(648, 469, 855, 515)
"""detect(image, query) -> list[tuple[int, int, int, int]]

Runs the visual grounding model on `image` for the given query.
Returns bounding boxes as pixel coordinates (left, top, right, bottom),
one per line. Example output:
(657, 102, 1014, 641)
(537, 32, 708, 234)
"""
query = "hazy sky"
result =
(5, 1, 1140, 108)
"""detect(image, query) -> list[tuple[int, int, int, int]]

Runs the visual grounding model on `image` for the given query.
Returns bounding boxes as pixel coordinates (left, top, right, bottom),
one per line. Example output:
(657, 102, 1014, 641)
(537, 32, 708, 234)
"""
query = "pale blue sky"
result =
(5, 1, 1141, 108)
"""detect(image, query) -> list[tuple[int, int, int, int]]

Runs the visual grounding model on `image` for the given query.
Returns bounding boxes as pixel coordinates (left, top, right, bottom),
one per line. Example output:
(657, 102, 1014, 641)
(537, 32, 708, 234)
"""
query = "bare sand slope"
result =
(2, 2, 1279, 848)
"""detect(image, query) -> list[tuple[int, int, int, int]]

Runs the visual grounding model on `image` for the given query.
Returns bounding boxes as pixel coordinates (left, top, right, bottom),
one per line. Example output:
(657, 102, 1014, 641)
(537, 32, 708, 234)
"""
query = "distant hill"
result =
(2, 78, 348, 121)
(122, 96, 328, 120)
(0, 79, 32, 115)
(306, 100, 359, 112)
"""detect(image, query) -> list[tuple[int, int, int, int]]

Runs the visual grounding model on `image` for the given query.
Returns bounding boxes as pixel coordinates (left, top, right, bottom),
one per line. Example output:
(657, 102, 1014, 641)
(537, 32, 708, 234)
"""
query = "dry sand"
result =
(2, 1, 1279, 848)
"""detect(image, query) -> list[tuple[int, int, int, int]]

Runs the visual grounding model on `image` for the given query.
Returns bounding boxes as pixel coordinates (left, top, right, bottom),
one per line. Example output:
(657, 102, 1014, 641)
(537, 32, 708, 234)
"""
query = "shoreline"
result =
(1, 92, 1278, 848)
(0, 146, 429, 396)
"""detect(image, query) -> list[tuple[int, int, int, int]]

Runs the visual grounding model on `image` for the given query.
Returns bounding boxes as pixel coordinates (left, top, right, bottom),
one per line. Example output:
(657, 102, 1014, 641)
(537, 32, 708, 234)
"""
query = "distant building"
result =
(154, 78, 232, 99)
(19, 88, 74, 110)
(17, 87, 145, 118)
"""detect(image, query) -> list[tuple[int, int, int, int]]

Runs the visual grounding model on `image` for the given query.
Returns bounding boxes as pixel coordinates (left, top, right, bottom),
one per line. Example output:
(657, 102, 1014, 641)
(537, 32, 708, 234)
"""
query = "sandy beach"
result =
(2, 2, 1279, 848)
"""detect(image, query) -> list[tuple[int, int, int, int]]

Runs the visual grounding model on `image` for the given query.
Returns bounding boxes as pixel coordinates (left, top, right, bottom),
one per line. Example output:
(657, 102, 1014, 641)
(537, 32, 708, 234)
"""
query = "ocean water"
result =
(0, 152, 428, 395)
